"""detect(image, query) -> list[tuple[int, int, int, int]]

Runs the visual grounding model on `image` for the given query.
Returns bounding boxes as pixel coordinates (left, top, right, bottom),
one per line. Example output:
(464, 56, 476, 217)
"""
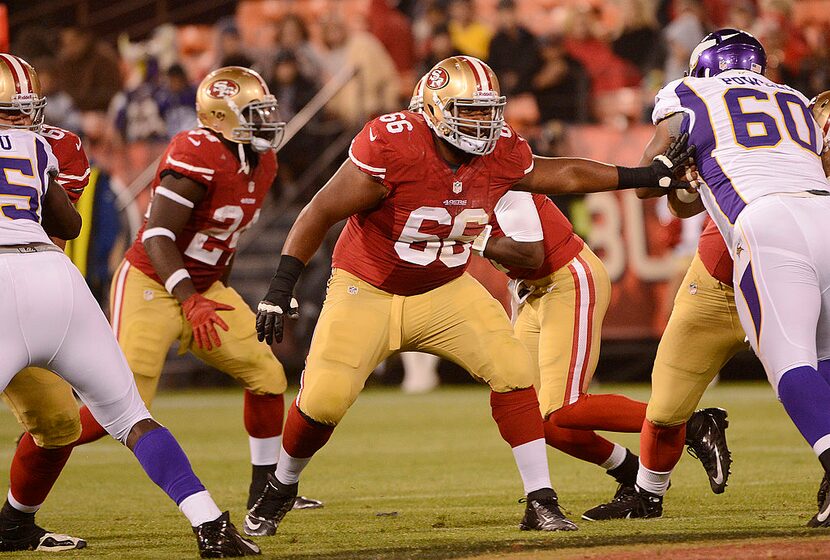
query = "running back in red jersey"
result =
(125, 128, 277, 292)
(39, 125, 90, 203)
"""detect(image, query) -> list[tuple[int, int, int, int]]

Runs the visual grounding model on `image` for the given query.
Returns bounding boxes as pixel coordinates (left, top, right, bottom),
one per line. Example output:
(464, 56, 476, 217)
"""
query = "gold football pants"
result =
(297, 269, 538, 425)
(646, 252, 746, 426)
(513, 246, 611, 418)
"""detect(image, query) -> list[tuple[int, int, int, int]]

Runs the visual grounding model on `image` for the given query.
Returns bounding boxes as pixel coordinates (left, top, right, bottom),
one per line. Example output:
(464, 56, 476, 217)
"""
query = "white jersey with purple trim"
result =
(653, 70, 828, 252)
(0, 129, 59, 246)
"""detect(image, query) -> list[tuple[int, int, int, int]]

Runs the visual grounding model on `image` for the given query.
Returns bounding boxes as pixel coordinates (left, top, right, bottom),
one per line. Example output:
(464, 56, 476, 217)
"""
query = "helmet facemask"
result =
(428, 91, 505, 156)
(227, 95, 286, 153)
(0, 94, 46, 132)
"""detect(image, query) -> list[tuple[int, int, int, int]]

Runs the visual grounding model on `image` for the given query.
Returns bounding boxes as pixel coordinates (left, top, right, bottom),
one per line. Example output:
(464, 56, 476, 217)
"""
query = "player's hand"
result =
(650, 132, 697, 189)
(182, 294, 235, 351)
(256, 294, 299, 345)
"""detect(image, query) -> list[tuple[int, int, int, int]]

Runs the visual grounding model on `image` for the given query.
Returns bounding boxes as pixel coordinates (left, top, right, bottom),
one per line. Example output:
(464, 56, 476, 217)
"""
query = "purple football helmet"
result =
(688, 28, 766, 78)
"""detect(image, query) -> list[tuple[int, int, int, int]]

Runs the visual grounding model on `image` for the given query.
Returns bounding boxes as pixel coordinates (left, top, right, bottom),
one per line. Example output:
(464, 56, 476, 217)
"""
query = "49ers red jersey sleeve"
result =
(348, 112, 425, 191)
(158, 130, 218, 189)
(40, 126, 90, 203)
(489, 126, 534, 186)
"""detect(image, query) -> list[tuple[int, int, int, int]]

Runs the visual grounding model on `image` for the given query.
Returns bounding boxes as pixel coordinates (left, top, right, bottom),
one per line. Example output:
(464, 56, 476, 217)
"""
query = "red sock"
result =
(490, 388, 544, 447)
(543, 416, 615, 465)
(71, 406, 108, 446)
(9, 434, 72, 509)
(244, 391, 285, 438)
(640, 420, 686, 472)
(281, 403, 334, 459)
(551, 394, 647, 433)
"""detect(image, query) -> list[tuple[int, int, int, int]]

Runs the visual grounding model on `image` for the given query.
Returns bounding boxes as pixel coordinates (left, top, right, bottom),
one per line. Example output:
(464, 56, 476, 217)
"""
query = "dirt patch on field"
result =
(462, 537, 830, 560)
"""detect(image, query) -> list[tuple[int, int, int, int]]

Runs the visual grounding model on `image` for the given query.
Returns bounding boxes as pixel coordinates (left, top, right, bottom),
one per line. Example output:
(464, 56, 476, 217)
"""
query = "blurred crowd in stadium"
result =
(7, 0, 830, 379)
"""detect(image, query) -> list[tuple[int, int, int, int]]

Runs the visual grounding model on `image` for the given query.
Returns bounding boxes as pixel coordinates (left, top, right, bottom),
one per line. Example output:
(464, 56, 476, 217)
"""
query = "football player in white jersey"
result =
(0, 79, 259, 555)
(622, 29, 830, 526)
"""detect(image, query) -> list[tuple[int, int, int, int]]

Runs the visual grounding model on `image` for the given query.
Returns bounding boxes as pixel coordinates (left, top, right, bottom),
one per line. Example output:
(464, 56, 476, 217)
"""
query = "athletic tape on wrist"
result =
(165, 268, 191, 293)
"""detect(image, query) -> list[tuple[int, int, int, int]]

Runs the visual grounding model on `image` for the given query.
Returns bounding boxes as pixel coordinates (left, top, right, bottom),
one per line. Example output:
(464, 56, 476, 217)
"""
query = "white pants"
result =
(732, 193, 830, 392)
(0, 250, 151, 443)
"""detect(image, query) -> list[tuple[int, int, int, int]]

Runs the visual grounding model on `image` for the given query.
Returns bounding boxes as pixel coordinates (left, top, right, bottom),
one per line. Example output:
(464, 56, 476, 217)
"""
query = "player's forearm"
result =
(483, 237, 544, 270)
(518, 158, 620, 195)
(667, 189, 705, 218)
(144, 237, 197, 302)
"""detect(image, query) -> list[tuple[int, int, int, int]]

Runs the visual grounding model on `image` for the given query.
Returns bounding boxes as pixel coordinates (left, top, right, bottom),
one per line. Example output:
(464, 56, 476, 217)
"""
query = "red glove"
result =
(182, 294, 235, 351)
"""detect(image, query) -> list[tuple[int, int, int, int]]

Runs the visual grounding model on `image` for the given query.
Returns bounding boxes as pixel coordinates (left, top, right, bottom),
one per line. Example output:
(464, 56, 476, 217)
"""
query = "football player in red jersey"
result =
(247, 55, 692, 535)
(471, 191, 730, 521)
(15, 65, 320, 525)
(0, 55, 261, 557)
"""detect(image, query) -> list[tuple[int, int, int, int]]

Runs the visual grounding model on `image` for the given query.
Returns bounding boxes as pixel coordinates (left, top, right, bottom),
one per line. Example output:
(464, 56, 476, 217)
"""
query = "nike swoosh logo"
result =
(245, 518, 262, 530)
(711, 447, 724, 486)
(819, 500, 830, 522)
(369, 128, 377, 142)
(188, 137, 201, 146)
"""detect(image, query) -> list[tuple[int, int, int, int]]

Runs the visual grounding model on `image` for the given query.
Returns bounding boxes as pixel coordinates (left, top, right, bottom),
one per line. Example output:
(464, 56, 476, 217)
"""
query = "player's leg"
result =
(245, 269, 394, 536)
(737, 198, 830, 527)
(521, 249, 643, 505)
(45, 255, 259, 556)
(189, 282, 321, 509)
(72, 261, 182, 446)
(587, 253, 744, 520)
(0, 258, 74, 552)
(415, 273, 576, 531)
(0, 369, 87, 550)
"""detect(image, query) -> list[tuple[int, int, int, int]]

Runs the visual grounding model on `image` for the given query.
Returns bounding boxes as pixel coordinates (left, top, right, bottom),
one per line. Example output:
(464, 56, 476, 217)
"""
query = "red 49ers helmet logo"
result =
(207, 79, 240, 98)
(426, 68, 450, 90)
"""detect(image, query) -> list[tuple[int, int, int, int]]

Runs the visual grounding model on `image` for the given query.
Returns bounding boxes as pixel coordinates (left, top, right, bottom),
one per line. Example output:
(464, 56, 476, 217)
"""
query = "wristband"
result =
(266, 255, 305, 300)
(472, 225, 492, 256)
(616, 166, 657, 189)
(165, 268, 191, 293)
(675, 189, 700, 203)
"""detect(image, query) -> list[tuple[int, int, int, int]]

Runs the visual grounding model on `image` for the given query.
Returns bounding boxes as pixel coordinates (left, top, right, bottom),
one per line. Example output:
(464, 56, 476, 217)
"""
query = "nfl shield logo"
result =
(453, 181, 462, 194)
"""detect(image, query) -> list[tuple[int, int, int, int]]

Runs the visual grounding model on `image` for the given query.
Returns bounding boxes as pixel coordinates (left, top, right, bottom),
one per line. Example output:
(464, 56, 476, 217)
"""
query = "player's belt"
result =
(0, 243, 62, 254)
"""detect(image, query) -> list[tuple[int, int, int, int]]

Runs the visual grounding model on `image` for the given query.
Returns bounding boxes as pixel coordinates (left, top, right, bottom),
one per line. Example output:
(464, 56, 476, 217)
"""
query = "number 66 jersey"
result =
(334, 110, 532, 295)
(653, 70, 828, 250)
(125, 128, 276, 291)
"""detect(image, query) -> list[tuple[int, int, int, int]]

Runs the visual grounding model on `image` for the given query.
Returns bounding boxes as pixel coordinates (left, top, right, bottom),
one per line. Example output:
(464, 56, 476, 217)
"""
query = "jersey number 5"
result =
(395, 206, 488, 267)
(724, 88, 820, 153)
(0, 155, 40, 221)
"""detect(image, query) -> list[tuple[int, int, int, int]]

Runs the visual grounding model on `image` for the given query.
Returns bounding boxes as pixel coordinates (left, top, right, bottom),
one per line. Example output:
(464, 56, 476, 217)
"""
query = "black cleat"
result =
(809, 481, 830, 528)
(582, 484, 638, 521)
(817, 473, 829, 511)
(244, 473, 297, 537)
(194, 511, 260, 558)
(293, 495, 324, 510)
(685, 407, 732, 494)
(581, 485, 663, 521)
(519, 489, 578, 531)
(0, 520, 86, 552)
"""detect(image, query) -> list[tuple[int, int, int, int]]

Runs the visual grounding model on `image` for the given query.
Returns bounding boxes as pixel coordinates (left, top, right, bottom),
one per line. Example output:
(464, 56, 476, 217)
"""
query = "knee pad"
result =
(298, 371, 355, 426)
(90, 386, 154, 444)
(28, 411, 81, 449)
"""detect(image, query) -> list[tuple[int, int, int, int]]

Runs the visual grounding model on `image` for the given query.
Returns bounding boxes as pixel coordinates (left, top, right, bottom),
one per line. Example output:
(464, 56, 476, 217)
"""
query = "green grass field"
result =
(2, 382, 829, 559)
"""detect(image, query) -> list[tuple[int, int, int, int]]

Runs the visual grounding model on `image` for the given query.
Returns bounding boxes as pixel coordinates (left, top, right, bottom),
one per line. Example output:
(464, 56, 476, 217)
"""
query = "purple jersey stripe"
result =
(739, 262, 761, 340)
(675, 81, 747, 223)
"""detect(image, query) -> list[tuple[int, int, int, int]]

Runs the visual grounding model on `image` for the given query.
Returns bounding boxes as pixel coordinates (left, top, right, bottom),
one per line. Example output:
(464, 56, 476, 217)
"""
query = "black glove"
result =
(256, 255, 304, 344)
(651, 132, 696, 188)
(618, 132, 696, 190)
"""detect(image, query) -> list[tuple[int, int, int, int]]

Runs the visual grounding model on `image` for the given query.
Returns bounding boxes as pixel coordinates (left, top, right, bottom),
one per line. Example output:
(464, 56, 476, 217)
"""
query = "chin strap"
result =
(237, 142, 250, 175)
